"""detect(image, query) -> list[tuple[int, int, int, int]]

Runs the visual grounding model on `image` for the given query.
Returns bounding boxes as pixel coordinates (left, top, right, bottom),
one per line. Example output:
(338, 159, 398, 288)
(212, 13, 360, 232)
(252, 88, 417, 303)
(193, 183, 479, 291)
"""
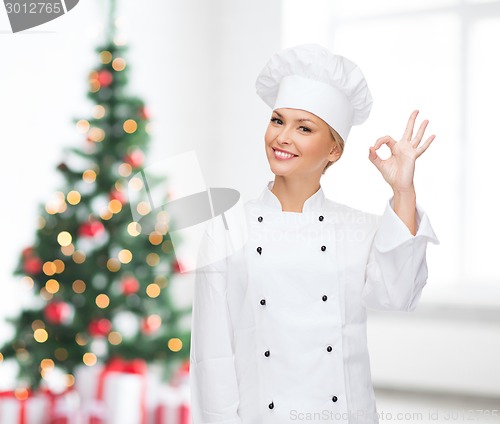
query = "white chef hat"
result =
(255, 43, 373, 142)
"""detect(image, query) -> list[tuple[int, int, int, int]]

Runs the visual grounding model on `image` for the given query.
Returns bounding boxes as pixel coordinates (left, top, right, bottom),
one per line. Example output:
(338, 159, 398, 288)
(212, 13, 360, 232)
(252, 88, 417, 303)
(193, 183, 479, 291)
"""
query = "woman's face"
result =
(264, 108, 339, 178)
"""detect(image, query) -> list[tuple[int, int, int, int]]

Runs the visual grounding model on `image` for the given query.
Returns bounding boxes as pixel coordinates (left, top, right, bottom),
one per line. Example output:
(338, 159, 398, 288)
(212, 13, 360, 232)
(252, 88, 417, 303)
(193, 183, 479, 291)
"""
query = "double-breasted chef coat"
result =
(189, 180, 439, 424)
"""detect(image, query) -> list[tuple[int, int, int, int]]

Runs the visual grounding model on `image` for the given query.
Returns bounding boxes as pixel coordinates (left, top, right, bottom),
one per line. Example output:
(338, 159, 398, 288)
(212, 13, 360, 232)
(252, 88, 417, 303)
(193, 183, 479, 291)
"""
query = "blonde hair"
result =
(322, 126, 345, 175)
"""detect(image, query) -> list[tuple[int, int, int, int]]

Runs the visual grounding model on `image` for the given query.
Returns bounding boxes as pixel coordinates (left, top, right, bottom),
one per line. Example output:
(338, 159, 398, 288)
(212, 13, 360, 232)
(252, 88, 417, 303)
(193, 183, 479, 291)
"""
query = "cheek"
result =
(299, 137, 328, 158)
(264, 127, 275, 144)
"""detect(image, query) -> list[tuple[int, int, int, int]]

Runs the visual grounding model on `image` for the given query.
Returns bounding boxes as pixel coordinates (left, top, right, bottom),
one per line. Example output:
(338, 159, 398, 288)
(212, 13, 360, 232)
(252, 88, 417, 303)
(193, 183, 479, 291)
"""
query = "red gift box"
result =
(0, 389, 48, 424)
(154, 384, 190, 424)
(41, 388, 80, 424)
(76, 357, 148, 424)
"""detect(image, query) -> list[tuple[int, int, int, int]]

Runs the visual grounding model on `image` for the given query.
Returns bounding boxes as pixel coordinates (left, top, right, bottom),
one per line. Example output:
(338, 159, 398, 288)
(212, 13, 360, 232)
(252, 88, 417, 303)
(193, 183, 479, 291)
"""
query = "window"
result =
(282, 0, 500, 301)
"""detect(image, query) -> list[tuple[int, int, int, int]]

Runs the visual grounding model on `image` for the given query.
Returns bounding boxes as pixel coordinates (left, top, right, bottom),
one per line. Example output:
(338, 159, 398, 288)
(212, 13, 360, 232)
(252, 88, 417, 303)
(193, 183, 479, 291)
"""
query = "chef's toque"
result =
(255, 43, 373, 142)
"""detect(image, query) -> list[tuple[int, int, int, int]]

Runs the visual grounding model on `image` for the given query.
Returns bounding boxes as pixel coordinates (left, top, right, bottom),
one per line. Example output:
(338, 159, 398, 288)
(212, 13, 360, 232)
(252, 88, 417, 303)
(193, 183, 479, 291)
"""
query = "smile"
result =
(273, 148, 298, 160)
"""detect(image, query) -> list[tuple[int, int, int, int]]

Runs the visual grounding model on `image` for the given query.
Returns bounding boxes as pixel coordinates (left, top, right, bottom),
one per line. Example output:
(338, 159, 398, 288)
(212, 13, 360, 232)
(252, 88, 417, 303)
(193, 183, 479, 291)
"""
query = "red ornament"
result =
(141, 315, 161, 335)
(97, 70, 113, 87)
(22, 246, 43, 274)
(110, 190, 127, 204)
(123, 149, 144, 169)
(22, 246, 35, 257)
(138, 106, 150, 120)
(23, 256, 43, 275)
(44, 301, 72, 325)
(79, 220, 105, 238)
(121, 276, 139, 295)
(88, 318, 112, 337)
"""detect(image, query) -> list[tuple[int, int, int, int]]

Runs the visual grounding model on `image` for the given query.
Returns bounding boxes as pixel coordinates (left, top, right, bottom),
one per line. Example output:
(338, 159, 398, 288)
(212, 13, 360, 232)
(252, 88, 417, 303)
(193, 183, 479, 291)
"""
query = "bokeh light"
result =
(82, 169, 97, 183)
(100, 50, 112, 64)
(108, 331, 122, 345)
(42, 262, 56, 276)
(123, 119, 137, 134)
(127, 222, 141, 236)
(168, 338, 183, 352)
(72, 280, 86, 294)
(34, 329, 48, 343)
(106, 258, 121, 272)
(96, 294, 110, 309)
(118, 249, 132, 264)
(67, 190, 81, 205)
(146, 283, 160, 298)
(83, 352, 97, 366)
(45, 279, 60, 294)
(112, 57, 126, 71)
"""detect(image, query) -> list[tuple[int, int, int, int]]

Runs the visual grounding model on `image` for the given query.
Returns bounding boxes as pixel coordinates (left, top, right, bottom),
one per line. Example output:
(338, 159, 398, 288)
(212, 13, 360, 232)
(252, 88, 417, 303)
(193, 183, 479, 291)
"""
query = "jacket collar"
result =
(259, 180, 326, 213)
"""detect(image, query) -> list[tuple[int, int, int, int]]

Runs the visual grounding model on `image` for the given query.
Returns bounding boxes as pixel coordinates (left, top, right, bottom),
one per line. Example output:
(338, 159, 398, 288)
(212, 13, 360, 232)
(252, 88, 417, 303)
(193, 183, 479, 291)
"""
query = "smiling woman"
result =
(189, 43, 439, 424)
(265, 108, 342, 182)
(266, 109, 344, 175)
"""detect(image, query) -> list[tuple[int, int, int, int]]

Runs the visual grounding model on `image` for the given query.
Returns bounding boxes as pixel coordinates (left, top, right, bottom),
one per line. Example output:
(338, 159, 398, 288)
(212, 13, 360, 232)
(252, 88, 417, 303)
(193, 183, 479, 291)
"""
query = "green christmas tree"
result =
(0, 0, 191, 390)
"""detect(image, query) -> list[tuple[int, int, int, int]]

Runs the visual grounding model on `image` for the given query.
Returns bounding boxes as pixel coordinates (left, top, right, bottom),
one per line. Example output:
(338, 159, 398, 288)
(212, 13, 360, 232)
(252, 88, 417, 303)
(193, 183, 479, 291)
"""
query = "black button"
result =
(321, 245, 326, 251)
(332, 396, 338, 402)
(269, 401, 274, 409)
(257, 246, 262, 255)
(327, 346, 332, 352)
(258, 216, 263, 222)
(260, 299, 266, 306)
(319, 215, 324, 221)
(264, 350, 270, 357)
(322, 295, 328, 301)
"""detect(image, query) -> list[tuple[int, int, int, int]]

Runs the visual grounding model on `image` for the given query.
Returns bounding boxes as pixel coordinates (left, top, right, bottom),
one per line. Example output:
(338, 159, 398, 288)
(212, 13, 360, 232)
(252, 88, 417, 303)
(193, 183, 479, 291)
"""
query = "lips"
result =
(272, 147, 298, 160)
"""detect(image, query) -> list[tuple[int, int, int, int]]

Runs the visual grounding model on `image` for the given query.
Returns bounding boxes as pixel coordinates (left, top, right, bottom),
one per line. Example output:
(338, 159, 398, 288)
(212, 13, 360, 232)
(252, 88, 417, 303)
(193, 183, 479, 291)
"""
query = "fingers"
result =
(375, 111, 434, 159)
(368, 146, 384, 170)
(402, 110, 419, 141)
(416, 134, 436, 157)
(374, 135, 397, 150)
(411, 119, 429, 148)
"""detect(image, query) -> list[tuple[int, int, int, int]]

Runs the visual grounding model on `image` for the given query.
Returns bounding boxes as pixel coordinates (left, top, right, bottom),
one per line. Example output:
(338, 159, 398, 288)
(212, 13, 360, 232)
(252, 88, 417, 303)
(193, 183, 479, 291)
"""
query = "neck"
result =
(271, 176, 321, 213)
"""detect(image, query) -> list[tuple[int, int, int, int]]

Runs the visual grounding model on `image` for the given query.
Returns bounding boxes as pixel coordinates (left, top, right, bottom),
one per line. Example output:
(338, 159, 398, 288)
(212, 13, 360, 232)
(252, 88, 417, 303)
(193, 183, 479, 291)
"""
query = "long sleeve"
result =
(189, 218, 242, 424)
(361, 196, 440, 312)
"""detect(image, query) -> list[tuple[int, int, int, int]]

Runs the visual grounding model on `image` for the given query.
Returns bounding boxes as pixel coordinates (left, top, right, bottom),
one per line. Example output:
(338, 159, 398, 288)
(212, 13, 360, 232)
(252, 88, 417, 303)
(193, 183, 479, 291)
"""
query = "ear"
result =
(328, 143, 341, 161)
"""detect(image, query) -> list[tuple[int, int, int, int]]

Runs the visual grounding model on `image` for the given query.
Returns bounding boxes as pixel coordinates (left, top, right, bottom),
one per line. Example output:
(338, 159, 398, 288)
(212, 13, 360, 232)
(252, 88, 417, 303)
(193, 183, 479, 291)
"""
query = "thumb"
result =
(368, 146, 384, 171)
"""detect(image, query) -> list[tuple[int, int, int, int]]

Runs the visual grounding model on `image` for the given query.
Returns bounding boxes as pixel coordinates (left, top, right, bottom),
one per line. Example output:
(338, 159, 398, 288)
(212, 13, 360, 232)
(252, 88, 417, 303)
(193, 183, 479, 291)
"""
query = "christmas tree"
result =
(0, 0, 191, 390)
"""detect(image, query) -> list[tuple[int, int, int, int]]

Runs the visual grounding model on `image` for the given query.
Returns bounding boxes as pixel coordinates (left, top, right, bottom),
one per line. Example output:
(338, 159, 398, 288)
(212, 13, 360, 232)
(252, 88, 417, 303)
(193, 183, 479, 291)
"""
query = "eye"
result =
(270, 117, 283, 125)
(299, 126, 311, 133)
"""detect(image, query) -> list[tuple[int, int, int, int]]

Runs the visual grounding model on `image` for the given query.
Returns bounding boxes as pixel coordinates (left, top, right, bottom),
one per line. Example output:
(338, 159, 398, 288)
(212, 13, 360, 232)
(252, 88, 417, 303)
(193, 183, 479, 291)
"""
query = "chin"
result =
(268, 164, 293, 177)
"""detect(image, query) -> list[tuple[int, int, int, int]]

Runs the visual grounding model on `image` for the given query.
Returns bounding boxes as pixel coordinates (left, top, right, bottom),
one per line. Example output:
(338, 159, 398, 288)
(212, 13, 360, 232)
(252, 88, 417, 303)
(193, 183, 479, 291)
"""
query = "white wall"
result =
(368, 307, 500, 398)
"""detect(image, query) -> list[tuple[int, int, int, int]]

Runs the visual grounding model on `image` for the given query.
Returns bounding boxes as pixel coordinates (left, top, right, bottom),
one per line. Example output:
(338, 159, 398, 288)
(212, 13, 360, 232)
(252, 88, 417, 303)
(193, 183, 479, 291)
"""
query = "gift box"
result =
(0, 388, 81, 424)
(0, 390, 49, 424)
(75, 357, 148, 424)
(43, 389, 81, 424)
(154, 384, 190, 424)
(154, 359, 190, 424)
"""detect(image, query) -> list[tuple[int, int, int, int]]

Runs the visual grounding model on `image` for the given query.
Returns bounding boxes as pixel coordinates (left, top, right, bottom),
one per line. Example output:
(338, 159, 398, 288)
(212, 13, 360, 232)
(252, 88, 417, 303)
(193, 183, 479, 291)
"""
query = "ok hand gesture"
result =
(368, 110, 435, 194)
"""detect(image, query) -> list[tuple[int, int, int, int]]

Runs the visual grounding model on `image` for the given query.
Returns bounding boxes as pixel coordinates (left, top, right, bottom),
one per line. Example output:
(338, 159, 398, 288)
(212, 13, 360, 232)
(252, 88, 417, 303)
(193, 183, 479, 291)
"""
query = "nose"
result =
(276, 126, 292, 144)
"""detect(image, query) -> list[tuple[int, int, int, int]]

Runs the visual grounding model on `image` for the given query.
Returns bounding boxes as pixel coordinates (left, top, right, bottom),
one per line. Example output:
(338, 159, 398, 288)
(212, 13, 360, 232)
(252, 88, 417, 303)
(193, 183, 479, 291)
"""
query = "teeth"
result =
(275, 150, 295, 158)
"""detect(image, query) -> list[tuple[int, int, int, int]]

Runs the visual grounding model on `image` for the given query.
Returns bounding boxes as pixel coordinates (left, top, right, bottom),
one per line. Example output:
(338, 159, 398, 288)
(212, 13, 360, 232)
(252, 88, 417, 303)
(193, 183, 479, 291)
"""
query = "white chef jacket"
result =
(189, 180, 439, 424)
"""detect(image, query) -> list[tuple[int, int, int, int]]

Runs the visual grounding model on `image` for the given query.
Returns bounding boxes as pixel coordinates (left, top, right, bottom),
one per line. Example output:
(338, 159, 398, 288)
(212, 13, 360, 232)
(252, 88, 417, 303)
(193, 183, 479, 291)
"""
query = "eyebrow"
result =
(273, 110, 316, 124)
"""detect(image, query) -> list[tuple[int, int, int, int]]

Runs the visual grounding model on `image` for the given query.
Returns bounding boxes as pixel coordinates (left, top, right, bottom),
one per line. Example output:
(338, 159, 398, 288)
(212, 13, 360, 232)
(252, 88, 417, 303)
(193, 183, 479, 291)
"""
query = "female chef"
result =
(189, 44, 440, 424)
